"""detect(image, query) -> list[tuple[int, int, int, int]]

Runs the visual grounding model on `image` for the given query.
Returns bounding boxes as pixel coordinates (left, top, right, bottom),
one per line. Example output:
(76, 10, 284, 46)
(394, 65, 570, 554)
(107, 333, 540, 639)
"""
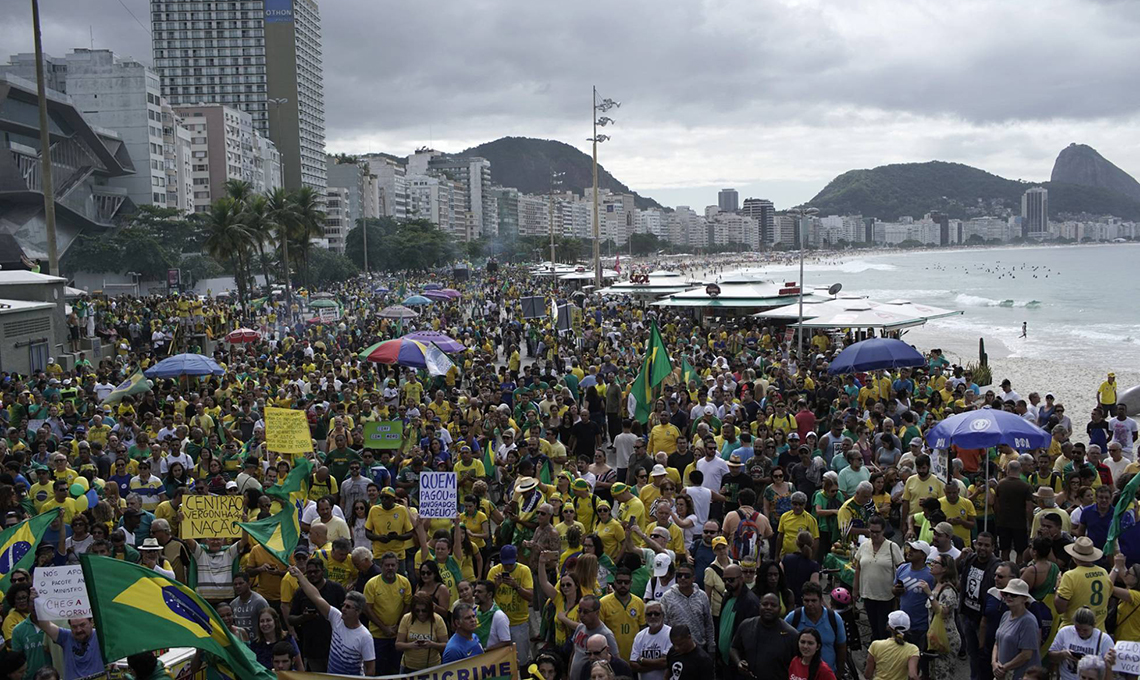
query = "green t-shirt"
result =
(10, 617, 48, 680)
(324, 447, 360, 482)
(812, 489, 845, 533)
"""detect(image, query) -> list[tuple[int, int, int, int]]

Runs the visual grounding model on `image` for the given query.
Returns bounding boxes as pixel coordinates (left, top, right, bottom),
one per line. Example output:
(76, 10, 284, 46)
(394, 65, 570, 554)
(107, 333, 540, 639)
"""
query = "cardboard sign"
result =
(33, 565, 90, 621)
(418, 472, 457, 519)
(363, 421, 404, 450)
(318, 306, 339, 323)
(931, 446, 948, 483)
(266, 407, 313, 454)
(181, 494, 245, 539)
(1116, 641, 1140, 676)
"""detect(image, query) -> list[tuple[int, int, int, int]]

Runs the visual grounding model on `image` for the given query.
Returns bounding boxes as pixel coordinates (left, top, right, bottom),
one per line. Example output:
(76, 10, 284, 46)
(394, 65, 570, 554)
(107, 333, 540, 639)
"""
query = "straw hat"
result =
(997, 578, 1035, 602)
(1032, 487, 1056, 502)
(1064, 536, 1104, 563)
(515, 476, 539, 493)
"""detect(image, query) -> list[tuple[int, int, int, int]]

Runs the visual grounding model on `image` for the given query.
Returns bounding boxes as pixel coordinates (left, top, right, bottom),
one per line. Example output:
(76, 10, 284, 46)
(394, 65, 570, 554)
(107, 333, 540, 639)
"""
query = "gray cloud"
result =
(4, 0, 1140, 208)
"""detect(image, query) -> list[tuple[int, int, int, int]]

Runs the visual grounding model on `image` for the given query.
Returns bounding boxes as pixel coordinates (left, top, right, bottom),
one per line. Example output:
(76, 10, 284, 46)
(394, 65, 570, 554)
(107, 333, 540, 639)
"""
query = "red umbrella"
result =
(226, 327, 261, 344)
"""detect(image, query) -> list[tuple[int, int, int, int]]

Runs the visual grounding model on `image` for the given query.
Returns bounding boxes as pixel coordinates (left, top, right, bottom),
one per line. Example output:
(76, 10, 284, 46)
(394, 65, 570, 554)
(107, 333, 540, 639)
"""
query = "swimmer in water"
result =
(1020, 322, 1027, 338)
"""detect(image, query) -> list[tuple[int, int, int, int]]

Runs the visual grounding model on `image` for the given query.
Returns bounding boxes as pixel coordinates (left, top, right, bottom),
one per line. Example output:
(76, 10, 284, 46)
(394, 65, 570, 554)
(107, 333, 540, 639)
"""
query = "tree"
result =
(61, 205, 202, 279)
(307, 247, 358, 287)
(264, 188, 300, 296)
(288, 186, 326, 290)
(202, 197, 254, 310)
(344, 218, 456, 272)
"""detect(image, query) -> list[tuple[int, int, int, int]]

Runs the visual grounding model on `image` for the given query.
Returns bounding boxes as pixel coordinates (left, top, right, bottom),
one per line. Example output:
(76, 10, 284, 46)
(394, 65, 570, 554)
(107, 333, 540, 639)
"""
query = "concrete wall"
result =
(0, 306, 56, 375)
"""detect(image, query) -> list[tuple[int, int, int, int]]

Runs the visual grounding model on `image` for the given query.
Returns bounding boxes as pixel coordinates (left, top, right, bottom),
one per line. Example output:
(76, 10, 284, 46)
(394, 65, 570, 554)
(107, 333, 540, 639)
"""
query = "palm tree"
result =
(288, 186, 326, 290)
(242, 194, 277, 294)
(202, 197, 254, 312)
(265, 187, 301, 313)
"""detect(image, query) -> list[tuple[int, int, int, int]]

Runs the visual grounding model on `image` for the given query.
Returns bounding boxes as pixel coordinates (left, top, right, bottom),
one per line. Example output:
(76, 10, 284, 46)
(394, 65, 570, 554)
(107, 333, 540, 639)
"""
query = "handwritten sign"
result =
(181, 494, 245, 539)
(33, 565, 90, 621)
(931, 446, 948, 483)
(363, 421, 404, 450)
(266, 406, 313, 454)
(318, 306, 339, 323)
(1116, 641, 1140, 676)
(418, 472, 457, 519)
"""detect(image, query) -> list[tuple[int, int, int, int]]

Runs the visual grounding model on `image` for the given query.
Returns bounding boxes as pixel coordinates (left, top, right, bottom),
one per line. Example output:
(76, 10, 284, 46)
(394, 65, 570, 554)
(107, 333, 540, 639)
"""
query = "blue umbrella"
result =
(403, 295, 433, 306)
(925, 409, 1051, 451)
(827, 338, 926, 375)
(144, 353, 225, 379)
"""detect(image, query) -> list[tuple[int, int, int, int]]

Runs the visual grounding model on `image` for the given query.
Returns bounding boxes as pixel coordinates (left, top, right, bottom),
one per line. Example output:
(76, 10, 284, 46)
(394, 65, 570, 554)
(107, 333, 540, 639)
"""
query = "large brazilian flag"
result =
(238, 505, 301, 566)
(79, 554, 275, 680)
(630, 321, 673, 424)
(0, 510, 58, 591)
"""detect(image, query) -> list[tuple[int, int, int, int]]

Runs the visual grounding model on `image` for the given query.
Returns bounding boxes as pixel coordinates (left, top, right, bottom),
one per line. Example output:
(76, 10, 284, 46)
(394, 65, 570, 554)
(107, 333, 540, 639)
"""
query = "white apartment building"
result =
(324, 186, 347, 252)
(361, 154, 407, 220)
(518, 193, 549, 238)
(666, 206, 707, 249)
(161, 102, 194, 212)
(637, 208, 667, 239)
(175, 104, 280, 212)
(708, 210, 760, 249)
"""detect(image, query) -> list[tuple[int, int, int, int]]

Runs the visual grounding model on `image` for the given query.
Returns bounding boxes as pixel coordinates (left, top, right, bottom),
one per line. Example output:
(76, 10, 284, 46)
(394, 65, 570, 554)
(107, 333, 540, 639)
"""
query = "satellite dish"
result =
(828, 283, 843, 296)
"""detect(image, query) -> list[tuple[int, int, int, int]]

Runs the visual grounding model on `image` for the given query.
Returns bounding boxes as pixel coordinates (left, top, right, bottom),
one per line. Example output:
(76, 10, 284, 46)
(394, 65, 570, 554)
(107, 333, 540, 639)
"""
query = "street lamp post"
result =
(549, 170, 564, 269)
(31, 0, 59, 276)
(590, 87, 619, 287)
(787, 206, 818, 360)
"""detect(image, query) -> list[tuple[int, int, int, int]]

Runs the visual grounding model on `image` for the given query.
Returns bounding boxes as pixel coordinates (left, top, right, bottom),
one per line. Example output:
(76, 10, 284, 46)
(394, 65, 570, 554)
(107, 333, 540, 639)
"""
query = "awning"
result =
(653, 296, 797, 308)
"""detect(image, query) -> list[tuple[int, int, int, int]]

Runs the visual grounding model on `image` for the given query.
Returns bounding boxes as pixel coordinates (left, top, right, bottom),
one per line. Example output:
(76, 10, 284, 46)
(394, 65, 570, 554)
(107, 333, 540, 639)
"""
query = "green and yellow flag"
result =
(631, 321, 672, 424)
(238, 505, 301, 566)
(1106, 468, 1140, 555)
(263, 456, 313, 503)
(79, 554, 275, 680)
(680, 358, 698, 386)
(483, 439, 495, 478)
(101, 371, 152, 404)
(0, 510, 58, 591)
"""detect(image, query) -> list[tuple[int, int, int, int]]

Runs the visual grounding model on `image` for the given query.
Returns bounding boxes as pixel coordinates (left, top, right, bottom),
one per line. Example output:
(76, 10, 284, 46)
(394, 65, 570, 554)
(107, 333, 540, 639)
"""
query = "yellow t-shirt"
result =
(616, 497, 647, 538)
(461, 510, 489, 549)
(363, 573, 413, 638)
(1099, 381, 1118, 405)
(777, 509, 819, 556)
(28, 482, 53, 511)
(314, 549, 358, 590)
(1057, 564, 1111, 629)
(365, 505, 413, 559)
(902, 474, 945, 510)
(599, 593, 646, 660)
(646, 522, 687, 558)
(2, 610, 25, 641)
(938, 497, 976, 546)
(868, 639, 920, 680)
(40, 497, 78, 524)
(595, 518, 626, 560)
(487, 563, 534, 626)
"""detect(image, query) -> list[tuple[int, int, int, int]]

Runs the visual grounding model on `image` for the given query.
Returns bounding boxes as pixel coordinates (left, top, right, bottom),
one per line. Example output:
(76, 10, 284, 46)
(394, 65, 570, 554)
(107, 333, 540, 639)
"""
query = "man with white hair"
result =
(1104, 442, 1129, 483)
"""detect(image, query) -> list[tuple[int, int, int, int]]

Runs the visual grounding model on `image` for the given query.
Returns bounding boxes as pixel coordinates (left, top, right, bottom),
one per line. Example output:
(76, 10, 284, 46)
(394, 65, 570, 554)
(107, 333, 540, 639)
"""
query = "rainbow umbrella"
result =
(403, 330, 464, 353)
(363, 338, 441, 369)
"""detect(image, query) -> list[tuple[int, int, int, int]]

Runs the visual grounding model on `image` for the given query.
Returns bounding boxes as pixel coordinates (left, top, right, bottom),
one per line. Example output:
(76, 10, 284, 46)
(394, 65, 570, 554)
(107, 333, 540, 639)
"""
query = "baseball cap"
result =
(906, 539, 931, 554)
(887, 611, 911, 632)
(500, 545, 518, 566)
(380, 487, 397, 498)
(611, 482, 630, 496)
(225, 480, 238, 490)
(711, 536, 728, 549)
(652, 552, 672, 577)
(788, 432, 800, 441)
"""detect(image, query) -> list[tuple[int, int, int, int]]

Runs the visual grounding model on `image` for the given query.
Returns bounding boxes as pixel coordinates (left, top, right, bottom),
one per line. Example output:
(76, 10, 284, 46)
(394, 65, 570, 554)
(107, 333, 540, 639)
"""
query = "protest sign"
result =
(181, 494, 245, 539)
(33, 565, 90, 621)
(363, 420, 404, 450)
(318, 306, 339, 323)
(419, 472, 457, 519)
(1116, 641, 1140, 676)
(931, 446, 948, 483)
(278, 644, 517, 680)
(266, 406, 313, 454)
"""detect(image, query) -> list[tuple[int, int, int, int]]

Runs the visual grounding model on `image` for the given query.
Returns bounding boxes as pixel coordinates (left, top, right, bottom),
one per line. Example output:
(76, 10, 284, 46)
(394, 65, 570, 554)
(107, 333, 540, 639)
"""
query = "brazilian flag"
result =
(238, 506, 301, 566)
(101, 371, 152, 404)
(680, 358, 698, 386)
(630, 321, 673, 424)
(80, 554, 275, 680)
(483, 439, 495, 478)
(0, 510, 58, 591)
(263, 456, 313, 503)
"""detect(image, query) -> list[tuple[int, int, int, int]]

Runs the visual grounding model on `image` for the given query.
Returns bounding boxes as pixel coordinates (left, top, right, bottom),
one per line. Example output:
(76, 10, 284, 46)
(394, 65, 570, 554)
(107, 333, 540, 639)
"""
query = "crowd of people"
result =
(0, 257, 1138, 680)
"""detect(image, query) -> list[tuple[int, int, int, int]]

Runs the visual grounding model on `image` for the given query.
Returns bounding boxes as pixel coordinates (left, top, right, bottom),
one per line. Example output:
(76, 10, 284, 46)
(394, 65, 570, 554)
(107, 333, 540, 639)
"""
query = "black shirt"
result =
(570, 421, 601, 458)
(666, 645, 715, 680)
(731, 616, 798, 680)
(290, 579, 346, 659)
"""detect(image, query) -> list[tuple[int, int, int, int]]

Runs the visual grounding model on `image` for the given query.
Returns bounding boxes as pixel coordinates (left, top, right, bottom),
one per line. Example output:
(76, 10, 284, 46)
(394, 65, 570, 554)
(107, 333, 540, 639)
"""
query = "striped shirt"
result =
(326, 606, 375, 675)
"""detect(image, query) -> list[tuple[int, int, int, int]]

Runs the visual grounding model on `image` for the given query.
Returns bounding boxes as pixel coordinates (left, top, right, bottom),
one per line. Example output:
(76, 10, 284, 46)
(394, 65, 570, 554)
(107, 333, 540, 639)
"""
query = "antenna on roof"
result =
(828, 283, 843, 298)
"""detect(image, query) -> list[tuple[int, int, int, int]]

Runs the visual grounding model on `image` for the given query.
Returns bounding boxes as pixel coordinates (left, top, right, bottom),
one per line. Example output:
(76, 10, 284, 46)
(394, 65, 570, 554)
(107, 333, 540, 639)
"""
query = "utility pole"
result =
(31, 0, 58, 276)
(590, 87, 618, 287)
(549, 170, 563, 268)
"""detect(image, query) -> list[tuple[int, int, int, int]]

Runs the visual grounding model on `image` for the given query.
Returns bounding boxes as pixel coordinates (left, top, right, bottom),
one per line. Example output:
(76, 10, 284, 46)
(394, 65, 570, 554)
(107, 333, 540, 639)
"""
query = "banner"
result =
(363, 421, 404, 450)
(278, 644, 517, 680)
(419, 472, 457, 519)
(266, 407, 314, 454)
(33, 564, 90, 621)
(318, 306, 339, 323)
(181, 494, 245, 539)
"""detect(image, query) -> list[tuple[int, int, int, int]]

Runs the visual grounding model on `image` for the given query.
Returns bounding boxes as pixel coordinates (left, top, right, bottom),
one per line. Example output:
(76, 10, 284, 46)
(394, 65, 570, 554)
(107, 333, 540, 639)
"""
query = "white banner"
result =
(419, 472, 457, 519)
(33, 565, 91, 621)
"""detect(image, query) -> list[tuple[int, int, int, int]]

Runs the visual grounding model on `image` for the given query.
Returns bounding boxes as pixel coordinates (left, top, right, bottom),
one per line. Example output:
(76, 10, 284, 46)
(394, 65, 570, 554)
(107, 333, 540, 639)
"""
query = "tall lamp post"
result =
(31, 0, 59, 275)
(787, 206, 818, 360)
(590, 87, 619, 287)
(549, 170, 564, 270)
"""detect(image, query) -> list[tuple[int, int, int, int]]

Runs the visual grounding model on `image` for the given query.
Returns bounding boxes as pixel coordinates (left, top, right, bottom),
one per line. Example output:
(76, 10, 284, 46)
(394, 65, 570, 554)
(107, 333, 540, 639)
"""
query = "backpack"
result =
(731, 509, 764, 561)
(791, 606, 842, 640)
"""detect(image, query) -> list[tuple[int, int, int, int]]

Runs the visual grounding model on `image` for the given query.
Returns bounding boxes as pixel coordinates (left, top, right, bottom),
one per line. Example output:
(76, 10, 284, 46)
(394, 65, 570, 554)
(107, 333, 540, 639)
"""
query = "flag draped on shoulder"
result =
(631, 321, 672, 424)
(238, 506, 301, 565)
(483, 439, 495, 477)
(80, 554, 275, 680)
(101, 371, 152, 404)
(1106, 469, 1140, 555)
(264, 456, 313, 502)
(0, 510, 58, 591)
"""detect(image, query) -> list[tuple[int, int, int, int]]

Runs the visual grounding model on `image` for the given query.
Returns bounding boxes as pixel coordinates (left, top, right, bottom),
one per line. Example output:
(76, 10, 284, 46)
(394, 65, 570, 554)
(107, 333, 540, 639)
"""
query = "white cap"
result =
(652, 552, 673, 577)
(887, 610, 910, 631)
(651, 464, 668, 477)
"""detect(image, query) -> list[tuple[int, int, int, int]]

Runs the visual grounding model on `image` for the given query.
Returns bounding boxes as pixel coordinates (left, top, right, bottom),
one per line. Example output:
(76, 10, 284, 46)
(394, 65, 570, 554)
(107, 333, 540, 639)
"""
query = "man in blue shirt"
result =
(443, 602, 484, 662)
(785, 581, 847, 676)
(894, 540, 935, 674)
(28, 596, 106, 680)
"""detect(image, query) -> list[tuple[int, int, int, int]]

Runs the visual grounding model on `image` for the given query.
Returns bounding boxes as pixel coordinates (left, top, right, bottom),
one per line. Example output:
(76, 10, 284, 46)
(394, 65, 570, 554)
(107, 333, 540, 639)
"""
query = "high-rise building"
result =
(741, 198, 775, 245)
(323, 186, 348, 253)
(161, 102, 194, 213)
(718, 188, 739, 213)
(152, 0, 325, 194)
(1021, 187, 1048, 238)
(360, 154, 407, 220)
(326, 156, 367, 232)
(2, 50, 168, 210)
(426, 156, 494, 239)
(489, 186, 520, 239)
(174, 104, 281, 212)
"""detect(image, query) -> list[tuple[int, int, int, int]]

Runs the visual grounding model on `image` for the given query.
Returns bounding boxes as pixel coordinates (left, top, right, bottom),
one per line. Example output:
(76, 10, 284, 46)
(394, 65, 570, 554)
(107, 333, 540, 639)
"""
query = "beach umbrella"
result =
(309, 298, 338, 309)
(311, 292, 335, 300)
(925, 408, 1051, 532)
(403, 330, 464, 353)
(423, 283, 443, 290)
(372, 285, 390, 294)
(144, 353, 225, 379)
(402, 295, 433, 306)
(357, 340, 385, 361)
(826, 338, 926, 375)
(422, 290, 452, 302)
(379, 305, 419, 320)
(439, 288, 461, 298)
(225, 327, 261, 344)
(363, 338, 454, 374)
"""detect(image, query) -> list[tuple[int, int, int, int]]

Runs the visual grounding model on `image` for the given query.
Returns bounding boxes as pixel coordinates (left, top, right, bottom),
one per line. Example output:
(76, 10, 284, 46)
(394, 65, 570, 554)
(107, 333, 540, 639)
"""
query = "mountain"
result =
(1051, 143, 1140, 203)
(806, 159, 1140, 221)
(460, 137, 663, 210)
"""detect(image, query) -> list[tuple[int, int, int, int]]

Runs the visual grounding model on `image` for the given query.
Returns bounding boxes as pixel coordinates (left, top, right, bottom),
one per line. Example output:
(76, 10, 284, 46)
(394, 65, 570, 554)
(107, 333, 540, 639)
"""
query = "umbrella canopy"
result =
(439, 288, 461, 298)
(378, 305, 419, 320)
(226, 327, 261, 344)
(422, 290, 452, 302)
(403, 295, 433, 306)
(827, 338, 926, 375)
(357, 340, 385, 360)
(309, 298, 338, 309)
(363, 338, 433, 368)
(403, 331, 464, 353)
(144, 354, 225, 379)
(423, 283, 443, 290)
(925, 409, 1051, 451)
(310, 292, 335, 300)
(372, 286, 390, 294)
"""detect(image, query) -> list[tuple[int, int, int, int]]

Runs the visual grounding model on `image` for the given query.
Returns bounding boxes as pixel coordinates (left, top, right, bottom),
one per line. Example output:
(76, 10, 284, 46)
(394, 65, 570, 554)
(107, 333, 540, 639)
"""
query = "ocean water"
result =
(779, 243, 1140, 370)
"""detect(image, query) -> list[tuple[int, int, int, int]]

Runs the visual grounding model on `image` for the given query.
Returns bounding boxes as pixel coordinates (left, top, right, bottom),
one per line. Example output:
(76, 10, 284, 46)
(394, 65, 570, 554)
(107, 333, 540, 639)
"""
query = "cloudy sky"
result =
(5, 0, 1140, 209)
